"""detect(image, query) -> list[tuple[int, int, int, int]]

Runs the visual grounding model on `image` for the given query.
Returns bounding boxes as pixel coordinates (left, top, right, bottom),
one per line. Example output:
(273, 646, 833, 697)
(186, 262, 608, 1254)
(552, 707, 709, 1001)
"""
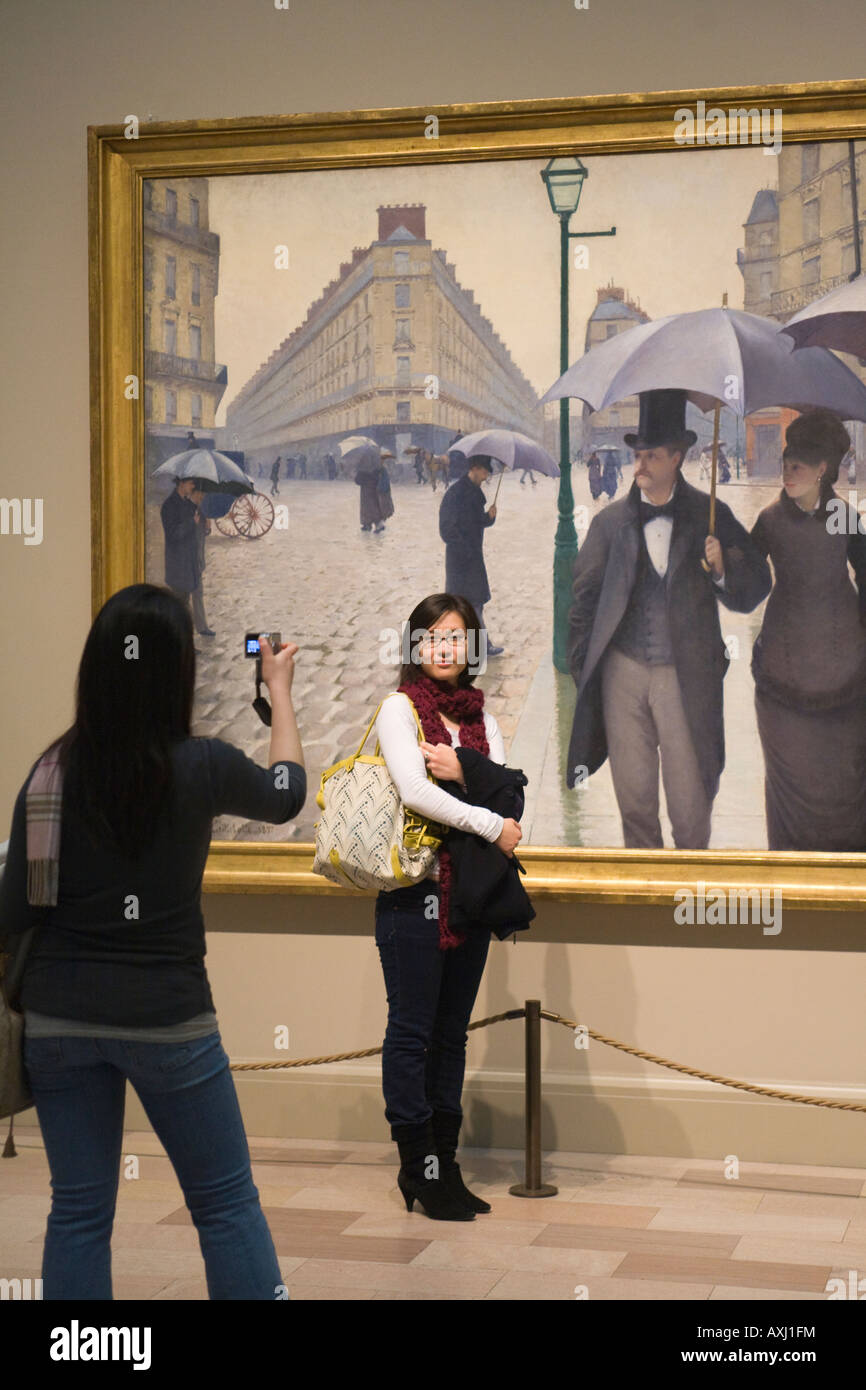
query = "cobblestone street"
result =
(146, 464, 781, 849)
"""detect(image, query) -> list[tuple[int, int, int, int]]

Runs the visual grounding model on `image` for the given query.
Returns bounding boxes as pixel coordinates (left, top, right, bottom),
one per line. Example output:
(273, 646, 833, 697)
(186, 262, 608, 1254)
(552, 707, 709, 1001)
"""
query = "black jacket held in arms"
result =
(439, 746, 536, 940)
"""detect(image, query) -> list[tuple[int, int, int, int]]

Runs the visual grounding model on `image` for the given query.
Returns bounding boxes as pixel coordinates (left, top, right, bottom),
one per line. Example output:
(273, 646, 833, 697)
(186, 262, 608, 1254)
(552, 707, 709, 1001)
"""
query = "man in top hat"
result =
(565, 389, 771, 848)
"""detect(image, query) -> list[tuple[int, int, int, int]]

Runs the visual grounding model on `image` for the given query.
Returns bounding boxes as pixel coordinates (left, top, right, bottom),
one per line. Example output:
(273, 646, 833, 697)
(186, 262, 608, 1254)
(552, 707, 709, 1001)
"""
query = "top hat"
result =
(624, 389, 697, 451)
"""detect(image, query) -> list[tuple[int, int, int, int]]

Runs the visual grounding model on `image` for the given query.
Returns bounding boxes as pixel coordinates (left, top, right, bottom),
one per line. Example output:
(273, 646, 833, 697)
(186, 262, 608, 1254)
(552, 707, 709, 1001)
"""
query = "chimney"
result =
(377, 203, 427, 241)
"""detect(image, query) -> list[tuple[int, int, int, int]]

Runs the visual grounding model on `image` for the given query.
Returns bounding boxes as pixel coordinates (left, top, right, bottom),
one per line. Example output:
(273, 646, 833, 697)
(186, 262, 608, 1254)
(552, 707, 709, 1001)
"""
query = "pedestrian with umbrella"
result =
(601, 450, 619, 499)
(188, 483, 215, 637)
(438, 456, 503, 658)
(351, 444, 393, 533)
(749, 408, 866, 851)
(269, 456, 282, 497)
(154, 447, 256, 634)
(160, 476, 203, 621)
(587, 450, 603, 500)
(561, 390, 771, 847)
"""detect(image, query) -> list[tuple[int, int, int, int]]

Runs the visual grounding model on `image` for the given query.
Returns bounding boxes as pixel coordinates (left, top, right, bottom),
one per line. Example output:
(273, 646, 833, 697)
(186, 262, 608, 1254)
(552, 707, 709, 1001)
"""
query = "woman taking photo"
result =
(373, 592, 522, 1221)
(0, 584, 306, 1299)
(750, 409, 866, 850)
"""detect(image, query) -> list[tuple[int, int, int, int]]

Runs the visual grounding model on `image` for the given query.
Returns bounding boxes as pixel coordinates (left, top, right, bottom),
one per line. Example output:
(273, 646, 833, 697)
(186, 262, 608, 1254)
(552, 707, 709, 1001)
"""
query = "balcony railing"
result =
(770, 273, 850, 319)
(145, 349, 227, 384)
(143, 209, 219, 254)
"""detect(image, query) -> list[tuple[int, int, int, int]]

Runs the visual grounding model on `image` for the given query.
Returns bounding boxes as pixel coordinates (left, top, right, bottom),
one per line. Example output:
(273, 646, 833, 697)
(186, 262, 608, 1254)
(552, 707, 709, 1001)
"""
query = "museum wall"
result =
(3, 0, 866, 1165)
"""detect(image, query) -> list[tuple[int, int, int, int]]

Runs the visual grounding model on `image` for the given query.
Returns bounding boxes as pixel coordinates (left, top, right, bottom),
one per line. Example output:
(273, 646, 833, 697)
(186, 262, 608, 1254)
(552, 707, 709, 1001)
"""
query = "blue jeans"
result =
(374, 881, 491, 1129)
(22, 1031, 284, 1301)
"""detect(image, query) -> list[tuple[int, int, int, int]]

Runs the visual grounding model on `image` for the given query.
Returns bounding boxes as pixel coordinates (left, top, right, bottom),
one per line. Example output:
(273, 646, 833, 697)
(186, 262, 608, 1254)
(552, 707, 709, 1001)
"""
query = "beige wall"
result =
(3, 0, 866, 1166)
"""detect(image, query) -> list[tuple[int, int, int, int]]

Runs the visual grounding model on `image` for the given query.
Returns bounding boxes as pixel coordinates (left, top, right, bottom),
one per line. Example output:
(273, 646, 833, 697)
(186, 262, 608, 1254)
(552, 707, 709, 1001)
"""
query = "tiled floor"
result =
(2, 1126, 866, 1300)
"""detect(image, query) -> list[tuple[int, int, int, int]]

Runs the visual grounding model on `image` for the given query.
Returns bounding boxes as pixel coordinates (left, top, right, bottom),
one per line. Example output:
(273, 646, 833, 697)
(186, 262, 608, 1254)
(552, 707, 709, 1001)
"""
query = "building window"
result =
(396, 356, 411, 386)
(165, 188, 177, 224)
(802, 254, 821, 286)
(842, 240, 857, 276)
(165, 388, 177, 424)
(394, 250, 410, 273)
(190, 393, 202, 427)
(191, 264, 200, 306)
(143, 180, 153, 210)
(395, 318, 411, 343)
(395, 283, 410, 308)
(145, 385, 153, 420)
(163, 318, 177, 354)
(760, 270, 773, 300)
(165, 256, 176, 300)
(189, 323, 202, 359)
(144, 248, 154, 291)
(190, 196, 199, 228)
(364, 293, 368, 313)
(802, 199, 820, 244)
(801, 144, 820, 183)
(396, 401, 411, 423)
(144, 310, 151, 346)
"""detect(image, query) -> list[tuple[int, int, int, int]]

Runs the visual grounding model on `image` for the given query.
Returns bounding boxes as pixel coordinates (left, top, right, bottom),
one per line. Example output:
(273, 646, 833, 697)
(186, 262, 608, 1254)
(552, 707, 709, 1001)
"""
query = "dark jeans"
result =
(374, 880, 491, 1129)
(23, 1030, 284, 1300)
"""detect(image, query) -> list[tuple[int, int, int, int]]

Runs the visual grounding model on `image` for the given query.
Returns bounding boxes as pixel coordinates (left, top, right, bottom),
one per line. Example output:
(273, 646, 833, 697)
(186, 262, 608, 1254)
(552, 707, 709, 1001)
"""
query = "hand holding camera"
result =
(257, 635, 299, 694)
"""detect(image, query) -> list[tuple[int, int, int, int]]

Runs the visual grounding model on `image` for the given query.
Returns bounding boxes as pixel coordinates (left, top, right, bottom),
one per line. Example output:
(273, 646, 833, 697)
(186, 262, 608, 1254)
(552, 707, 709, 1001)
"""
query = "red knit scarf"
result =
(397, 670, 489, 950)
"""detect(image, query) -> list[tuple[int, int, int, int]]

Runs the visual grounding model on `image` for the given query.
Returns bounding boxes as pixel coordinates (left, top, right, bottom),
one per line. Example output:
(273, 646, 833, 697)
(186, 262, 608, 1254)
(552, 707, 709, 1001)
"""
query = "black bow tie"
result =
(639, 498, 676, 524)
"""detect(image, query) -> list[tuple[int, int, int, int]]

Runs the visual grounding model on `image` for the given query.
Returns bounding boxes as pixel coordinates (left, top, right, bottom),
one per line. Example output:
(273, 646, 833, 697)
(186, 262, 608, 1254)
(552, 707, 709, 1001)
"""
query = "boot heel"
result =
(397, 1174, 415, 1212)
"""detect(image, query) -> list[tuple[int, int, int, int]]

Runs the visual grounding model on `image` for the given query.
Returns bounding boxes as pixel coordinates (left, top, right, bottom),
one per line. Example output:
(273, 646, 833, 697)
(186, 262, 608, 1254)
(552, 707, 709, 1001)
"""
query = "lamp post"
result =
(541, 157, 616, 672)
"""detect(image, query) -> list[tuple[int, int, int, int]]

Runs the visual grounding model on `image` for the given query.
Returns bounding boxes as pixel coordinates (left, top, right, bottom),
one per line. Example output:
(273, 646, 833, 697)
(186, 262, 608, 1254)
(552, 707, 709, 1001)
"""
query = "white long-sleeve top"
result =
(375, 692, 506, 881)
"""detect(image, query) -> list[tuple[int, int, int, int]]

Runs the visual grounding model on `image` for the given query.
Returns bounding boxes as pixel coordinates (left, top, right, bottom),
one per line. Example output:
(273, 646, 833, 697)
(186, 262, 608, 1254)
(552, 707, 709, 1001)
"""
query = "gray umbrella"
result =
(152, 447, 254, 496)
(450, 428, 560, 477)
(540, 305, 866, 420)
(778, 274, 866, 356)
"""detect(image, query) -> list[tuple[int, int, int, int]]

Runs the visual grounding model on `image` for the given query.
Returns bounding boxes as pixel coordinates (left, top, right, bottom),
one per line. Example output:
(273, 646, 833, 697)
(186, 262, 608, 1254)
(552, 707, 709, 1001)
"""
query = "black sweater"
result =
(0, 738, 306, 1026)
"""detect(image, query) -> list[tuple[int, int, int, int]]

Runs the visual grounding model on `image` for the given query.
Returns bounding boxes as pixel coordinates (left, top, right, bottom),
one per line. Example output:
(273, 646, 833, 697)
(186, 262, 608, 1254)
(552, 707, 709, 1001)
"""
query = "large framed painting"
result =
(88, 81, 866, 908)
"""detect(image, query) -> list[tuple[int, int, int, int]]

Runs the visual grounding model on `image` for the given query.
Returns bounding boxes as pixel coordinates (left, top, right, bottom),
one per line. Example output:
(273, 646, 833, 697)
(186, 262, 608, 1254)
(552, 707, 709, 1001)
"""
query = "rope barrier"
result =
(228, 1009, 524, 1070)
(540, 1009, 866, 1114)
(230, 1005, 866, 1113)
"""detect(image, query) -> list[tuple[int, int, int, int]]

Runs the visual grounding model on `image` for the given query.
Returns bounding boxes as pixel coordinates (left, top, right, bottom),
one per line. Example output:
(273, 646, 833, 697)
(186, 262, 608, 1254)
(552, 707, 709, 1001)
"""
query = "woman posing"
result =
(750, 409, 866, 850)
(0, 584, 306, 1298)
(373, 593, 522, 1220)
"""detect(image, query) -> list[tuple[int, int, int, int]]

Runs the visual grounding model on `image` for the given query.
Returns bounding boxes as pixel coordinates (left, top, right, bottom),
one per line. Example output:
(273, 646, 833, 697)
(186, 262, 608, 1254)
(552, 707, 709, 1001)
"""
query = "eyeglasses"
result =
(419, 631, 468, 655)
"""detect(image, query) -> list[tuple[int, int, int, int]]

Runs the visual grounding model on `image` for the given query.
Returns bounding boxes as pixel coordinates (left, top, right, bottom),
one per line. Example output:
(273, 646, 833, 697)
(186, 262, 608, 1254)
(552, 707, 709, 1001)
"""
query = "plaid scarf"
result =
(25, 747, 63, 907)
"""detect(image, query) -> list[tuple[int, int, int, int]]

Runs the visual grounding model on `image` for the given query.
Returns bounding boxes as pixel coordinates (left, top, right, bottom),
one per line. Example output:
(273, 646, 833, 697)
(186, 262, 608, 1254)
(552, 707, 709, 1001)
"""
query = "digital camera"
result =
(244, 632, 281, 658)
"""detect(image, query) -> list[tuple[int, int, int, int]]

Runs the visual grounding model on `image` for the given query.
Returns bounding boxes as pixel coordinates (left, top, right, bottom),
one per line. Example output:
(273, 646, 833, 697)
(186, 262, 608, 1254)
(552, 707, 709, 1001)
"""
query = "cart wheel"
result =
(214, 510, 241, 537)
(231, 491, 275, 538)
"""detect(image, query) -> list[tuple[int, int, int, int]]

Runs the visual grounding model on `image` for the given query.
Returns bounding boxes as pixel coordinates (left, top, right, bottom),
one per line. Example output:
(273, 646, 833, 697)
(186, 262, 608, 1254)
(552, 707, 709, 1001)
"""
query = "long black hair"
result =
(398, 592, 484, 690)
(40, 584, 195, 859)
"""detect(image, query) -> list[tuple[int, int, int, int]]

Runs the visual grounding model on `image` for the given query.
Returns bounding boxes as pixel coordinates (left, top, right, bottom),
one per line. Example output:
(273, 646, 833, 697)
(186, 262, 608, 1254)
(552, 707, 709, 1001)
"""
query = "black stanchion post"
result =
(509, 999, 557, 1198)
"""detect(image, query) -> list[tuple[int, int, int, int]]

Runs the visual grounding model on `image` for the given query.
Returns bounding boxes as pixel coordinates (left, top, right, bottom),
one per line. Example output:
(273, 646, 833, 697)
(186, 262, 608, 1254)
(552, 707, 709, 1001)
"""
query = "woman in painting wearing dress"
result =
(750, 409, 866, 850)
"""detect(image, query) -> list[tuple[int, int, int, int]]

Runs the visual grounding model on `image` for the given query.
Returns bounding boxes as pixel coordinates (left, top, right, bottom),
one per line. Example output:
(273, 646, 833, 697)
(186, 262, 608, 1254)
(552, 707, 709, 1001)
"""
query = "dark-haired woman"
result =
(373, 592, 522, 1221)
(0, 585, 306, 1299)
(750, 410, 866, 850)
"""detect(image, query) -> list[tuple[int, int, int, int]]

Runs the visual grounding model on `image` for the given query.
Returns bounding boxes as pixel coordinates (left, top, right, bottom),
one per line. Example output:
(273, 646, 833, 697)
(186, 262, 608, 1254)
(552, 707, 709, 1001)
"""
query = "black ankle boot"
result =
(392, 1120, 475, 1221)
(431, 1109, 491, 1214)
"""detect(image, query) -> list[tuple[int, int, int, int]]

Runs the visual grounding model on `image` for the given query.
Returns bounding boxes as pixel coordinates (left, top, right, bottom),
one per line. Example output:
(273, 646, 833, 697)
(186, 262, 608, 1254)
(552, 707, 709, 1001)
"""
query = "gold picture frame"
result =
(88, 80, 866, 909)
